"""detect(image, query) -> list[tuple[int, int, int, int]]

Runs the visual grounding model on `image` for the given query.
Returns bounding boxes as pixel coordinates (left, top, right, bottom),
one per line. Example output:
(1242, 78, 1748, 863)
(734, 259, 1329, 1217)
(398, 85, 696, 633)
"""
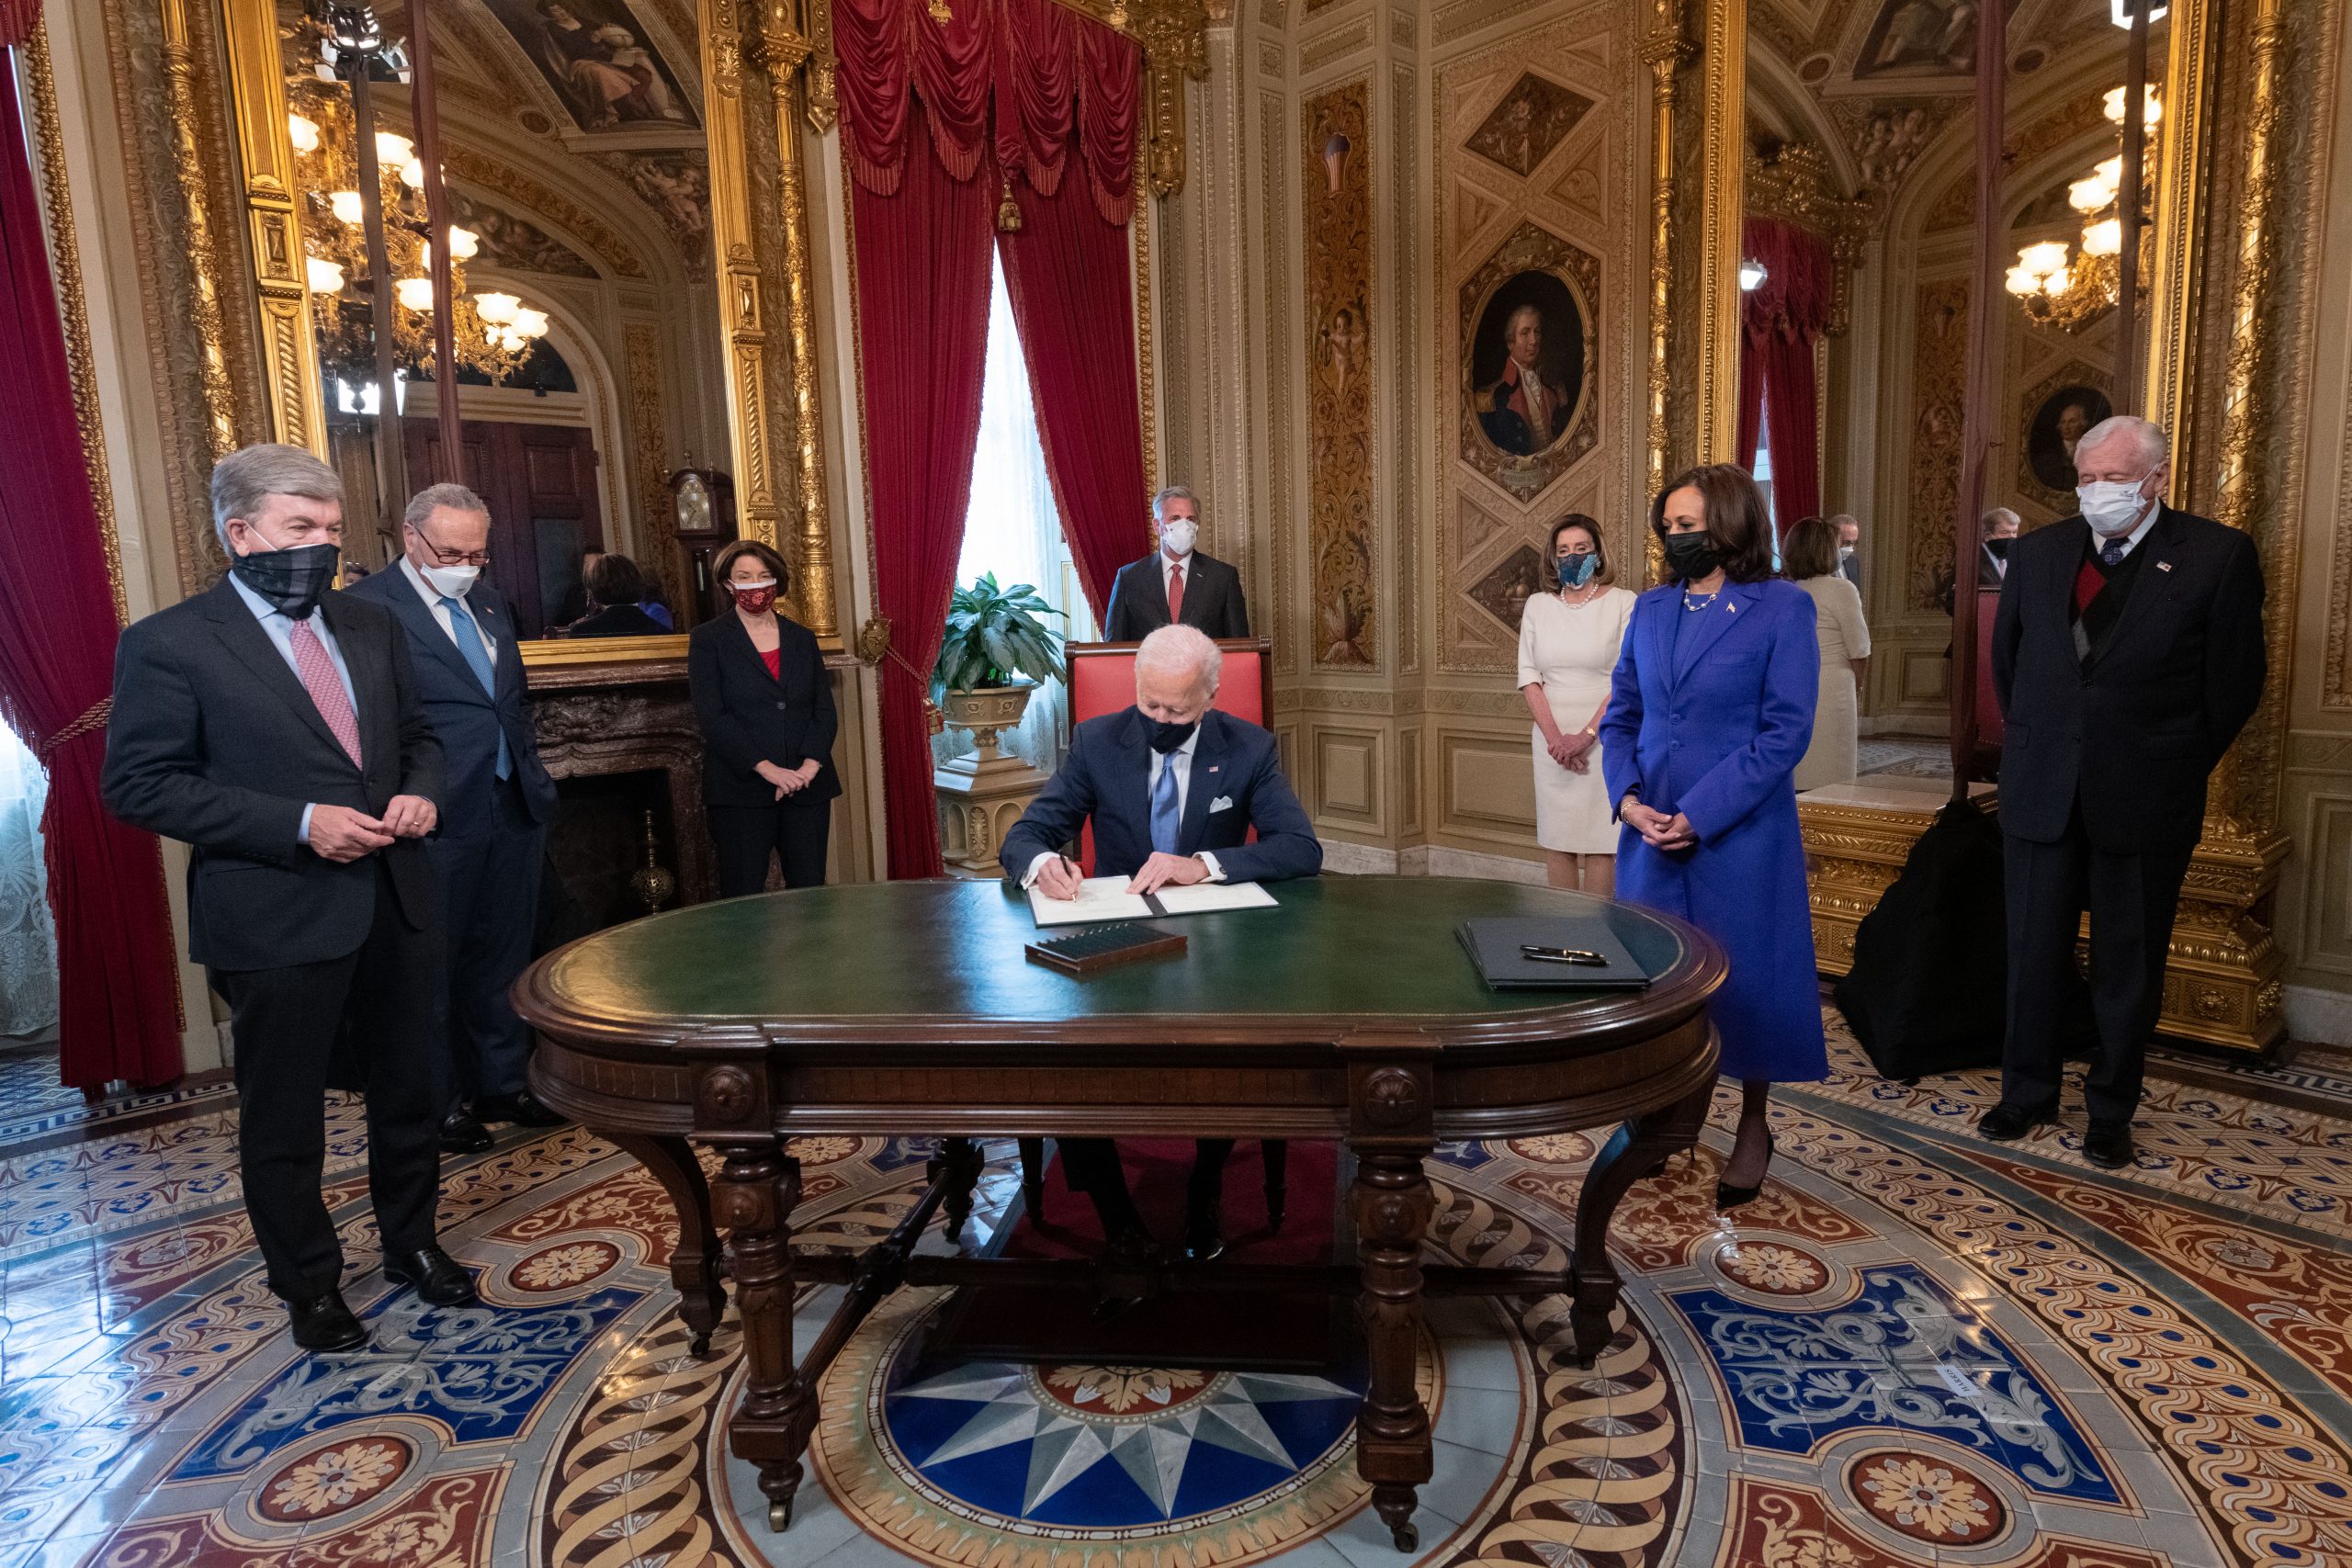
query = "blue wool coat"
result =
(1600, 578, 1828, 1083)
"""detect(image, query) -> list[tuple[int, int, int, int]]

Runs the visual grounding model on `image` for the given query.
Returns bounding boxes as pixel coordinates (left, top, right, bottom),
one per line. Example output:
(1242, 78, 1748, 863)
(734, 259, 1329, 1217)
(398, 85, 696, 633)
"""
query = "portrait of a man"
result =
(2027, 385, 2113, 491)
(1469, 271, 1586, 458)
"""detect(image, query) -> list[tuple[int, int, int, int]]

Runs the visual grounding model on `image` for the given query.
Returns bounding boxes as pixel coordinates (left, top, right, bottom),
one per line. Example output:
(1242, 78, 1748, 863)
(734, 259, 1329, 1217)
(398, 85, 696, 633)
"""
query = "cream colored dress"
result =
(1793, 572, 1871, 792)
(1518, 586, 1637, 853)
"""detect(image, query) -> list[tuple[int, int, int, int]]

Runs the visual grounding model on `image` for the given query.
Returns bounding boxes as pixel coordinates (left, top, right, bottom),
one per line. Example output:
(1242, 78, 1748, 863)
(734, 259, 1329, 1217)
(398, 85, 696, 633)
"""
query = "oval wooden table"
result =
(518, 875, 1724, 1549)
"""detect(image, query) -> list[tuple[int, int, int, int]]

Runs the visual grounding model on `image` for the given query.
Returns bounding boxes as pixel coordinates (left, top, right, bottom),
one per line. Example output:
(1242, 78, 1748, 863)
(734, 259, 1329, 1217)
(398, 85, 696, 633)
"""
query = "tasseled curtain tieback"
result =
(35, 697, 109, 759)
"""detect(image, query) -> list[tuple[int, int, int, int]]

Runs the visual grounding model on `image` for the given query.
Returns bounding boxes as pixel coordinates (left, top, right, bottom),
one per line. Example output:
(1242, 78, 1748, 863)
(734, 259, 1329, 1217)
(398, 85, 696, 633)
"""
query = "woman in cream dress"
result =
(1518, 515, 1637, 893)
(1780, 514, 1871, 791)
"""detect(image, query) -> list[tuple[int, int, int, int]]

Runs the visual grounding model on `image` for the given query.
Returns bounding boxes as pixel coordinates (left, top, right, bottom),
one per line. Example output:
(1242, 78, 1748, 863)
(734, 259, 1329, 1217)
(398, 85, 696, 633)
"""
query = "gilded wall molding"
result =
(26, 23, 129, 625)
(219, 0, 326, 455)
(1136, 200, 1161, 491)
(1135, 0, 1211, 199)
(1692, 0, 1743, 464)
(159, 0, 257, 462)
(1640, 14, 1692, 509)
(624, 321, 682, 615)
(1261, 88, 1296, 677)
(1302, 78, 1374, 671)
(2143, 0, 2216, 461)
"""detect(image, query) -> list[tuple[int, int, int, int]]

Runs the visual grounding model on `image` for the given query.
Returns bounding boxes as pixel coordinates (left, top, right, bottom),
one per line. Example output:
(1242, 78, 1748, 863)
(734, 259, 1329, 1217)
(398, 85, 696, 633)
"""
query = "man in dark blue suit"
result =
(1001, 626, 1320, 1264)
(347, 484, 562, 1152)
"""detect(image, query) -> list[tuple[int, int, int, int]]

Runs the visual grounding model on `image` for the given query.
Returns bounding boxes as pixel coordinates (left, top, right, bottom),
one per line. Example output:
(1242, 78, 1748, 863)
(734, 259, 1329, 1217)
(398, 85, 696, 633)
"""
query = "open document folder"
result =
(1027, 875, 1281, 927)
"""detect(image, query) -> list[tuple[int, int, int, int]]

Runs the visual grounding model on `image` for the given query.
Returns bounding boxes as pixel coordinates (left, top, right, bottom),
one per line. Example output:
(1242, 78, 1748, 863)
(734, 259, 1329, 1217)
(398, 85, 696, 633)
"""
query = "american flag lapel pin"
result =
(2155, 560, 2174, 572)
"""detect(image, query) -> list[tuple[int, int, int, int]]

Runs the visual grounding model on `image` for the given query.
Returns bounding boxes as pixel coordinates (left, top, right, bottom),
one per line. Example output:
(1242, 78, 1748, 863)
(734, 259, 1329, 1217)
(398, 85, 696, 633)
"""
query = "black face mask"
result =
(231, 540, 340, 620)
(1984, 536, 2012, 560)
(1144, 712, 1199, 753)
(1662, 531, 1722, 582)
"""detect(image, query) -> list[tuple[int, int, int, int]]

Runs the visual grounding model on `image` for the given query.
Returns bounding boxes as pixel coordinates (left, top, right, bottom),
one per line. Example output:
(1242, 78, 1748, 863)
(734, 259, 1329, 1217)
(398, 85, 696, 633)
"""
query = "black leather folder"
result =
(1456, 917, 1654, 992)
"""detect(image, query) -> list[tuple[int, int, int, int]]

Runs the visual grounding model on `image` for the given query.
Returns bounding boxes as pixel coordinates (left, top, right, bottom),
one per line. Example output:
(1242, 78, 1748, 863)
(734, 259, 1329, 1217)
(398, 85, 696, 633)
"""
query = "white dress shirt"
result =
(1022, 722, 1227, 887)
(228, 572, 357, 847)
(2093, 498, 2163, 562)
(398, 557, 496, 663)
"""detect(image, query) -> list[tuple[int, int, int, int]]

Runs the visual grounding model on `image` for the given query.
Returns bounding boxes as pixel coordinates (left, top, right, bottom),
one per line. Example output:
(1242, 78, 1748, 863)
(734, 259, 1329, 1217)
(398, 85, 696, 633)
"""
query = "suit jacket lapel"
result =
(1176, 712, 1226, 853)
(1639, 590, 1672, 696)
(729, 611, 781, 682)
(319, 592, 382, 760)
(205, 581, 355, 766)
(1150, 557, 1175, 624)
(2087, 509, 2188, 672)
(1669, 580, 1754, 686)
(389, 573, 487, 695)
(1113, 707, 1155, 853)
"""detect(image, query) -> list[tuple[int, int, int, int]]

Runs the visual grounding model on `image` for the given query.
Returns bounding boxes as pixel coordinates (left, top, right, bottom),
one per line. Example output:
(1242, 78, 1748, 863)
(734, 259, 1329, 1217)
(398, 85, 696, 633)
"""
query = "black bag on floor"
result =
(1834, 796, 2008, 1080)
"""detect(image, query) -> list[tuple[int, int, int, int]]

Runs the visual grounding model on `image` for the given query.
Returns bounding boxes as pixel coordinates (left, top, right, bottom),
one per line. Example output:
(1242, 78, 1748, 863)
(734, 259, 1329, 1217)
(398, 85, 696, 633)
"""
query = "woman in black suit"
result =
(687, 540, 841, 895)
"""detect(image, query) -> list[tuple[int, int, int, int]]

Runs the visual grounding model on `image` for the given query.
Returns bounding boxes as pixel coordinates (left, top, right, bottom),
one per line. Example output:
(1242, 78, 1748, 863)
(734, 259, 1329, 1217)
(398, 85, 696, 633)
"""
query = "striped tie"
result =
(288, 618, 362, 768)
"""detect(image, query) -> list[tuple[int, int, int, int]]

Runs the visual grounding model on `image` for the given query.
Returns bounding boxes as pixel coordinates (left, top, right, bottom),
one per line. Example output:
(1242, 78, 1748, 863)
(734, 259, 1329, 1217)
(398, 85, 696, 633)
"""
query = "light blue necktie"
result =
(441, 596, 512, 780)
(1149, 752, 1182, 854)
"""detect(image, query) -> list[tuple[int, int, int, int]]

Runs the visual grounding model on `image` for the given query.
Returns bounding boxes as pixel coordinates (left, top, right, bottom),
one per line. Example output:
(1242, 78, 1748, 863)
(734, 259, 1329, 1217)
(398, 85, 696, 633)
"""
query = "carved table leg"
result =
(715, 1141, 810, 1531)
(606, 1130, 725, 1357)
(1567, 1077, 1714, 1368)
(1351, 1147, 1435, 1551)
(932, 1136, 984, 1244)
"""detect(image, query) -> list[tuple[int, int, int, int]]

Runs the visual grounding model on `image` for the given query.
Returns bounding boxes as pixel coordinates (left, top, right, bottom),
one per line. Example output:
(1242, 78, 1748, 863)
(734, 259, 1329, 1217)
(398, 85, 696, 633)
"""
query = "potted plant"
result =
(932, 573, 1067, 759)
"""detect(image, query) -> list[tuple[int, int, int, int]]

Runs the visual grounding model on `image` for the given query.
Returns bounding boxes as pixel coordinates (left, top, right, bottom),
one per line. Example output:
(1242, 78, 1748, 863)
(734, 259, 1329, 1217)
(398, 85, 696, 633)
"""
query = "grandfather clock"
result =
(666, 464, 737, 631)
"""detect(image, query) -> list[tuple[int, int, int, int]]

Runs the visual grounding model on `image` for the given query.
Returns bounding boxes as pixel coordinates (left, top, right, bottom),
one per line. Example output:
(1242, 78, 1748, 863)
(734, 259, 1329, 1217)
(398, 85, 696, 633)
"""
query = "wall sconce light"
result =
(1323, 133, 1352, 195)
(1738, 258, 1769, 292)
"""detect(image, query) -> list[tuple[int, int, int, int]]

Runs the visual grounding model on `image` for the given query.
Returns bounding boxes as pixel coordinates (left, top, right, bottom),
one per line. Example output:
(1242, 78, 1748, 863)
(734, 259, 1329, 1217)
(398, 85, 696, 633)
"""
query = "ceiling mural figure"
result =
(445, 191, 602, 278)
(1854, 0, 1994, 80)
(481, 0, 697, 130)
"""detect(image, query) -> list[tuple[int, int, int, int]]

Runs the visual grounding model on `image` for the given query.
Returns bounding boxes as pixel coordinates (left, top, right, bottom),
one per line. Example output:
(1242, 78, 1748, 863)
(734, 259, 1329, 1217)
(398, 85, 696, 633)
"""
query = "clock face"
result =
(675, 472, 712, 532)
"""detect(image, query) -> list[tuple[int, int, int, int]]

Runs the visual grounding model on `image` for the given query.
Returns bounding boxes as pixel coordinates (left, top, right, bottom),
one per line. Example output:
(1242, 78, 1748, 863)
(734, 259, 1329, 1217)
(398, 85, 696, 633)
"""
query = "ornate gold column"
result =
(219, 0, 328, 454)
(1693, 0, 1744, 465)
(1640, 9, 1692, 505)
(701, 0, 783, 551)
(758, 9, 838, 641)
(1132, 0, 1208, 200)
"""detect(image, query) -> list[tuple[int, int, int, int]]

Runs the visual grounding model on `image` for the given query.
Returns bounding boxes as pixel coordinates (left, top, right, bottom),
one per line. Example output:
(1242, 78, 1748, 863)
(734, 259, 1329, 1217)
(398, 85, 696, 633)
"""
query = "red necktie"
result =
(289, 618, 364, 768)
(1167, 562, 1185, 625)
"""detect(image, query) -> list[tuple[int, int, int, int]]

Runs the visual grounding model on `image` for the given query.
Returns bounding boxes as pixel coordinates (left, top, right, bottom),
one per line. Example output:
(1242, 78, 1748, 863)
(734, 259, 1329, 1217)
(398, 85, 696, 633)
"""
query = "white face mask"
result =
(1159, 520, 1197, 558)
(421, 561, 481, 598)
(1836, 544, 1854, 560)
(2077, 477, 2154, 536)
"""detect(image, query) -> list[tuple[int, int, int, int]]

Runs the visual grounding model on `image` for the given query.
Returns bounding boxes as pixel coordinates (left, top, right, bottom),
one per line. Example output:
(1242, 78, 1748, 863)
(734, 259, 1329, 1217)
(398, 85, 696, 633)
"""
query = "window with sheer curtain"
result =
(0, 722, 58, 1039)
(933, 249, 1093, 777)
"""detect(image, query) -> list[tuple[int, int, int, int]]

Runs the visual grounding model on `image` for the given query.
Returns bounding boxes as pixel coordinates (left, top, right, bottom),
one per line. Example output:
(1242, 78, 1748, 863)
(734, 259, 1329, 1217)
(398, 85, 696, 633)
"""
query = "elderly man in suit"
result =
(1983, 415, 2265, 1168)
(1832, 514, 1864, 592)
(1103, 486, 1251, 641)
(1001, 625, 1320, 1266)
(103, 445, 473, 1352)
(346, 483, 562, 1153)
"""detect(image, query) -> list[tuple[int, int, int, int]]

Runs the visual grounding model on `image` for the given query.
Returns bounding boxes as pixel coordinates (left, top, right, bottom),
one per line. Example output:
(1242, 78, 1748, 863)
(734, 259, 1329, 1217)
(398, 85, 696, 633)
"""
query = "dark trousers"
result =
(212, 860, 443, 1299)
(709, 800, 831, 897)
(424, 778, 546, 1106)
(2002, 809, 2195, 1126)
(1057, 1138, 1233, 1211)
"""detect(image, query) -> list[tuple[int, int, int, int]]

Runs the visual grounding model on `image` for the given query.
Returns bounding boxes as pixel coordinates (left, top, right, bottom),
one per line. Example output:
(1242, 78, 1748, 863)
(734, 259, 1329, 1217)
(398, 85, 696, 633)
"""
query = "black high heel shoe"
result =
(1714, 1129, 1776, 1211)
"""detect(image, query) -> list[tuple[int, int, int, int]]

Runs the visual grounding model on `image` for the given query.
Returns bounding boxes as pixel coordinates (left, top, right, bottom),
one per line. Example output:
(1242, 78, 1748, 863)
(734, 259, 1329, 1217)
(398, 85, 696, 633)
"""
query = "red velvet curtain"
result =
(1, 43, 185, 1088)
(839, 0, 1145, 874)
(0, 3, 39, 49)
(852, 103, 997, 880)
(999, 155, 1147, 622)
(1736, 216, 1835, 525)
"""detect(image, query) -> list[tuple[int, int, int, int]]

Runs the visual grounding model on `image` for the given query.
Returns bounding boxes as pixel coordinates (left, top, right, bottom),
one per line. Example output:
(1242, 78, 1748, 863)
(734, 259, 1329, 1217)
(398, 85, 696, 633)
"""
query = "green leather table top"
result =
(533, 876, 1705, 1034)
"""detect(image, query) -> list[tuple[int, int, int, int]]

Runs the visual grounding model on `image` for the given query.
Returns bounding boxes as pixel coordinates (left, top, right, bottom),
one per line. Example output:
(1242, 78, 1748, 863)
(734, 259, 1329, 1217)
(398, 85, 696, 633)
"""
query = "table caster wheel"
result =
(1389, 1521, 1418, 1552)
(768, 1499, 793, 1532)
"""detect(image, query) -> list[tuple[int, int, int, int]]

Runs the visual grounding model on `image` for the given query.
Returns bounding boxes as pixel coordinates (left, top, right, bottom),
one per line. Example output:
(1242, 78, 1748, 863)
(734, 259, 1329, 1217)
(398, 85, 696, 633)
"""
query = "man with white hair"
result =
(1832, 514, 1864, 591)
(1103, 486, 1252, 641)
(346, 483, 560, 1152)
(103, 444, 473, 1353)
(1000, 625, 1319, 1263)
(1983, 414, 2265, 1168)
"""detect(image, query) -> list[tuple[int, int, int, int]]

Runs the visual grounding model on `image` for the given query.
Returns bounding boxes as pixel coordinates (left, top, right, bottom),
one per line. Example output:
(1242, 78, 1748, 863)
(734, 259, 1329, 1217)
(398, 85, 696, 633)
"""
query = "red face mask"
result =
(729, 579, 778, 615)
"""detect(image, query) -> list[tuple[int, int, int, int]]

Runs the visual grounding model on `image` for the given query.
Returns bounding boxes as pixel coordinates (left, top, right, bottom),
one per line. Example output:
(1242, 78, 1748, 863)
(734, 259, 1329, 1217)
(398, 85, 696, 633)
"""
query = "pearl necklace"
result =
(1557, 580, 1603, 608)
(1681, 584, 1723, 613)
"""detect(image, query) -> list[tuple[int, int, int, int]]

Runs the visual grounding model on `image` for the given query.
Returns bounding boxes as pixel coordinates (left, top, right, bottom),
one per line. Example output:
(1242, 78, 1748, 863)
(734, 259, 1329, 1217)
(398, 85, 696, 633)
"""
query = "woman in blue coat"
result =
(1600, 465, 1827, 1208)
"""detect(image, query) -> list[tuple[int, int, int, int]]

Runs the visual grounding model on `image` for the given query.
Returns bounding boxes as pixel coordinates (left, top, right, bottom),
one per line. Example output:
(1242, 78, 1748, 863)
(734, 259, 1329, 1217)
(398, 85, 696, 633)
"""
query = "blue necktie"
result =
(441, 596, 512, 780)
(1149, 753, 1182, 854)
(2099, 538, 2128, 569)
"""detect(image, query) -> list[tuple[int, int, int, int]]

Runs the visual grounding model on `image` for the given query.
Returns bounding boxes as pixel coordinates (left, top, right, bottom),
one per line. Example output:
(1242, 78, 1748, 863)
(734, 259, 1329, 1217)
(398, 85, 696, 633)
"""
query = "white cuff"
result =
(1021, 851, 1058, 890)
(1197, 851, 1227, 883)
(299, 804, 317, 845)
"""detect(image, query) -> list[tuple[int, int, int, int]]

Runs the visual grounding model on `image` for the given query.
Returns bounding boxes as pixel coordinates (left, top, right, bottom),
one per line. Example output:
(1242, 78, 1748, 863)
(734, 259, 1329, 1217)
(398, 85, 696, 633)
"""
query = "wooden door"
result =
(404, 420, 604, 637)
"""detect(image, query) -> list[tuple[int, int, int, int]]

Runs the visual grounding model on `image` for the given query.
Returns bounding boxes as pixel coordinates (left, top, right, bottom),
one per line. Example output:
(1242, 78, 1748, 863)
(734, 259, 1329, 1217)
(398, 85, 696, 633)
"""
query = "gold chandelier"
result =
(287, 90, 549, 387)
(2007, 86, 2159, 333)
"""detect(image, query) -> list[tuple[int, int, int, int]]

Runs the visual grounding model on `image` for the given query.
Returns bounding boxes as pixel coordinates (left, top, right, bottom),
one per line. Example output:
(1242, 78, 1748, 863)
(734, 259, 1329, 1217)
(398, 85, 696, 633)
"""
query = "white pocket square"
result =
(1209, 795, 1235, 813)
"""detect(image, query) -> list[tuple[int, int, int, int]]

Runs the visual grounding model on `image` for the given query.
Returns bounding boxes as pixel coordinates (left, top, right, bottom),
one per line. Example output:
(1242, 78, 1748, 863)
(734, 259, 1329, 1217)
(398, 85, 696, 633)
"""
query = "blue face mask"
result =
(1556, 552, 1598, 589)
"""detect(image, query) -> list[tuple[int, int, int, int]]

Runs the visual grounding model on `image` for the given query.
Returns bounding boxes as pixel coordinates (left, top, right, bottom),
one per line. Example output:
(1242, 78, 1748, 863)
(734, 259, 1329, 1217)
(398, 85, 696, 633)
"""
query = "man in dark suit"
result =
(1982, 415, 2266, 1168)
(346, 483, 562, 1152)
(1001, 625, 1320, 1265)
(1103, 486, 1251, 641)
(1833, 514, 1864, 592)
(103, 445, 475, 1352)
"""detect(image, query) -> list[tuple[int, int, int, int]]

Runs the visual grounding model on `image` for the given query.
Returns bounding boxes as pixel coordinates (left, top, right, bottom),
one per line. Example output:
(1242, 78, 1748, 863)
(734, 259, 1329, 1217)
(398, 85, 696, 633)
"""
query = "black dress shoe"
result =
(472, 1090, 564, 1128)
(439, 1108, 493, 1153)
(384, 1245, 480, 1306)
(2083, 1122, 2136, 1170)
(1714, 1131, 1776, 1212)
(1180, 1201, 1226, 1265)
(288, 1288, 369, 1352)
(1976, 1102, 2052, 1142)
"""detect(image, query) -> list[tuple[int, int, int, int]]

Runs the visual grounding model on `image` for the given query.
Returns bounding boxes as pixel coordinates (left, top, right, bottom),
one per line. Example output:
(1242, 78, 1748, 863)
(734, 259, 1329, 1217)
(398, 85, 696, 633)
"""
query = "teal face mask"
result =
(1556, 552, 1598, 589)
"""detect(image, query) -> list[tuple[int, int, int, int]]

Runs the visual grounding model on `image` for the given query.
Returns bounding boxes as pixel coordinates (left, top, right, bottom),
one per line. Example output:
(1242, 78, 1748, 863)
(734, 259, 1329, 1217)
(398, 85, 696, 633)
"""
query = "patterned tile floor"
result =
(1, 1015, 2348, 1568)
